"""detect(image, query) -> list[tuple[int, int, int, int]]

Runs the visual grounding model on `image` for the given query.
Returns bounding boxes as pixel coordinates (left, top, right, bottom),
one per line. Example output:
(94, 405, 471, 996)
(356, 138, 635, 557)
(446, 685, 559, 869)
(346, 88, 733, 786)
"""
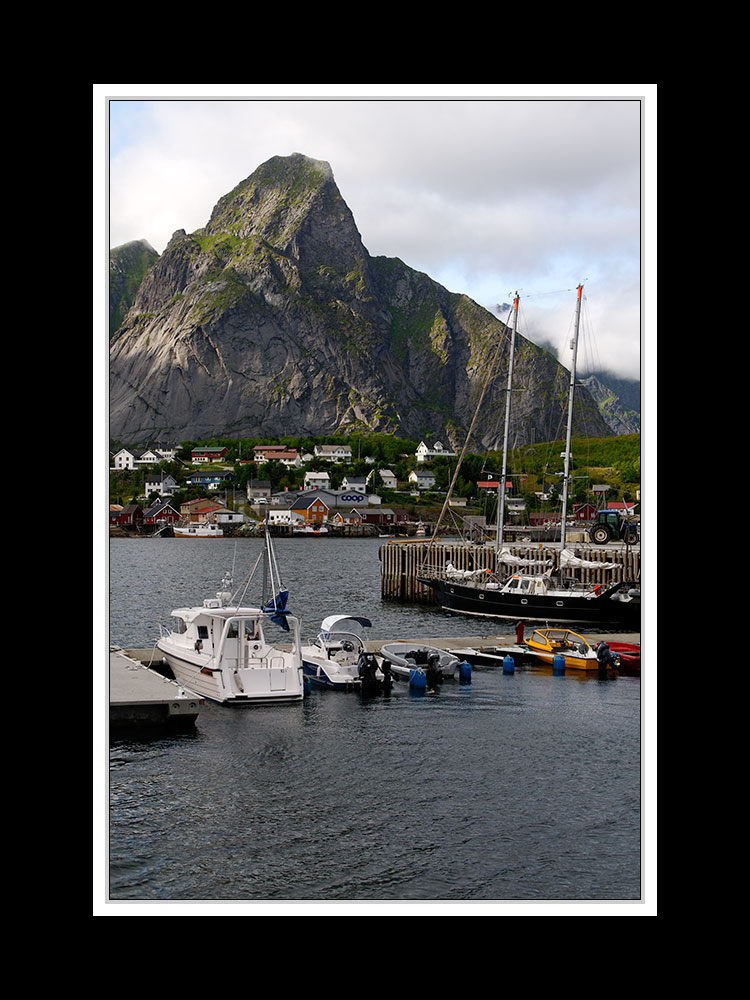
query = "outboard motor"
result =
(380, 658, 392, 688)
(426, 653, 443, 688)
(595, 641, 620, 671)
(358, 651, 387, 691)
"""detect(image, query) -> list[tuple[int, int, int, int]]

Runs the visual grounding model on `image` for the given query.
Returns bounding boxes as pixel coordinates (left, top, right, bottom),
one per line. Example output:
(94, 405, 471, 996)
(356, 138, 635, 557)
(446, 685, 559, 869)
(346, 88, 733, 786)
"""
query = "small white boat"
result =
(156, 530, 304, 704)
(293, 524, 328, 535)
(380, 641, 460, 683)
(173, 521, 224, 538)
(301, 615, 387, 691)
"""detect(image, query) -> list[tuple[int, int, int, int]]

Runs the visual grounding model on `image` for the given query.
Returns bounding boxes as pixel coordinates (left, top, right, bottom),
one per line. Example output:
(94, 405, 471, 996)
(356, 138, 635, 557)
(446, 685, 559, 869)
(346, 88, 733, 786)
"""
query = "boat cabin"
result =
(168, 601, 299, 672)
(500, 574, 549, 595)
(527, 628, 591, 654)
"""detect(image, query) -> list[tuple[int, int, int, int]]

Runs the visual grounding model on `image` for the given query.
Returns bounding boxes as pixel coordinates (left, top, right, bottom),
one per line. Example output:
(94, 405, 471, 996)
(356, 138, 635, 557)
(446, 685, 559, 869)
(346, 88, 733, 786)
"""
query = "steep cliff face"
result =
(109, 153, 612, 447)
(109, 239, 159, 337)
(581, 373, 641, 435)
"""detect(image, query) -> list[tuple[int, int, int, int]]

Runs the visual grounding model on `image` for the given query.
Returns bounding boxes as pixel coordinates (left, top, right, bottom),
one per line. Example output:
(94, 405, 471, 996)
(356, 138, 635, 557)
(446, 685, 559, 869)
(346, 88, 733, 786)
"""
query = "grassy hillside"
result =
(482, 434, 641, 505)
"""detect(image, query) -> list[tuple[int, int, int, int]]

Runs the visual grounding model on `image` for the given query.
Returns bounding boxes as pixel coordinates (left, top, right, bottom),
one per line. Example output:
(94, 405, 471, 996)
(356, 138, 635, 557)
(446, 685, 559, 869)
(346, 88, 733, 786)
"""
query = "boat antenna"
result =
(559, 283, 583, 549)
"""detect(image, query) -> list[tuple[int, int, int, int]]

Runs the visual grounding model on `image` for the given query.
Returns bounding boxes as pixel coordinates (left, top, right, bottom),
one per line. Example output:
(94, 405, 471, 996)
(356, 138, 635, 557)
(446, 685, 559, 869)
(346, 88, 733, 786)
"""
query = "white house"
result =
(137, 448, 163, 466)
(153, 443, 178, 461)
(304, 471, 331, 490)
(213, 507, 248, 524)
(314, 444, 352, 463)
(415, 441, 456, 463)
(112, 448, 136, 470)
(373, 468, 397, 489)
(252, 445, 302, 468)
(246, 480, 272, 501)
(341, 476, 367, 491)
(144, 472, 178, 497)
(268, 509, 305, 526)
(409, 470, 436, 490)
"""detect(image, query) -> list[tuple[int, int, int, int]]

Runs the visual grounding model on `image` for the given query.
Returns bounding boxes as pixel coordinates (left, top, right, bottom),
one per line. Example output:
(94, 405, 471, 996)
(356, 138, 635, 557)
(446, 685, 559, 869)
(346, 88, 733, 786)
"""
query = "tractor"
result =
(589, 509, 639, 544)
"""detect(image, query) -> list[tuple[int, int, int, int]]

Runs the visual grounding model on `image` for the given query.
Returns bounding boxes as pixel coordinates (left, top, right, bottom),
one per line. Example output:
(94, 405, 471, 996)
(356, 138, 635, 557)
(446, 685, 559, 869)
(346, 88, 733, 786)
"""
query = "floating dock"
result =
(109, 647, 203, 730)
(363, 632, 638, 657)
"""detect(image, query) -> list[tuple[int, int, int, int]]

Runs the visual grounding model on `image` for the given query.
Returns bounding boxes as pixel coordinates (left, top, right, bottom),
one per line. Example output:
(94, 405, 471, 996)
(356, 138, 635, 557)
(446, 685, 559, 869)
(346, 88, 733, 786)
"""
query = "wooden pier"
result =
(380, 540, 640, 603)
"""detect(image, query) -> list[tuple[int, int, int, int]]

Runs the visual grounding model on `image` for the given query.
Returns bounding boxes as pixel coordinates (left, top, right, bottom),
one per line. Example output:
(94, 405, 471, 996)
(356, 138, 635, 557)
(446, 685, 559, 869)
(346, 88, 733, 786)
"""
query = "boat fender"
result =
(502, 655, 515, 675)
(552, 653, 566, 675)
(459, 660, 472, 682)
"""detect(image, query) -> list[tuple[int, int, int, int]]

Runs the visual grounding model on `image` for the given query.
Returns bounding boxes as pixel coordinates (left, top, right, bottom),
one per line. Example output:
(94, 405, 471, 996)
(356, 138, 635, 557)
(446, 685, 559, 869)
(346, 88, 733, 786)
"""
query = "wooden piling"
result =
(380, 541, 640, 604)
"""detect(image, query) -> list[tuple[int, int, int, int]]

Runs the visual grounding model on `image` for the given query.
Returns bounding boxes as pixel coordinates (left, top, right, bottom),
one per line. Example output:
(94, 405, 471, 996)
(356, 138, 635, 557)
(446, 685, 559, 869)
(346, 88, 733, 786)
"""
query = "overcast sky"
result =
(100, 86, 654, 382)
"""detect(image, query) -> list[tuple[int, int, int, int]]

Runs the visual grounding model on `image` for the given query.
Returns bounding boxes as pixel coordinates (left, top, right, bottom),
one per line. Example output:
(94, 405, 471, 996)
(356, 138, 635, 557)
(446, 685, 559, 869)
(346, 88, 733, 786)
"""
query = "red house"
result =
(573, 502, 598, 521)
(143, 498, 181, 525)
(111, 503, 143, 525)
(191, 446, 228, 464)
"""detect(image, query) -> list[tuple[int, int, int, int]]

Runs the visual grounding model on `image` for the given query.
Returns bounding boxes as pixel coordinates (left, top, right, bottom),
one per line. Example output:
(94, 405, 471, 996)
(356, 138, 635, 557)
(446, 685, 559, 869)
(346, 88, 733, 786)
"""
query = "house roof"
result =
(291, 496, 330, 511)
(143, 498, 179, 516)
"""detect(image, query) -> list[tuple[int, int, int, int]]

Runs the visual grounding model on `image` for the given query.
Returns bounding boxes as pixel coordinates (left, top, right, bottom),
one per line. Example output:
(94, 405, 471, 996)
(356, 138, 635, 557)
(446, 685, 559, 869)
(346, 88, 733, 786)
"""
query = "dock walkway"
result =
(362, 632, 638, 655)
(109, 647, 203, 730)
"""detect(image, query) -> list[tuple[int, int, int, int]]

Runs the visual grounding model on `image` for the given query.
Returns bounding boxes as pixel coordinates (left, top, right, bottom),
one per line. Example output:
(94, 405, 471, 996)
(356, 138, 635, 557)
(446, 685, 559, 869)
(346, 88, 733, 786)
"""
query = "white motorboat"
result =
(173, 521, 224, 538)
(301, 615, 386, 691)
(380, 641, 461, 683)
(156, 531, 304, 705)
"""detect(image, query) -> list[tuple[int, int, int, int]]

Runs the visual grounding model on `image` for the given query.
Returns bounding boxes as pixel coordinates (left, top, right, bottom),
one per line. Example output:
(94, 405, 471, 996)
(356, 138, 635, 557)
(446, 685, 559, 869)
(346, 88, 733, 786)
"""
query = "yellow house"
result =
(290, 496, 329, 524)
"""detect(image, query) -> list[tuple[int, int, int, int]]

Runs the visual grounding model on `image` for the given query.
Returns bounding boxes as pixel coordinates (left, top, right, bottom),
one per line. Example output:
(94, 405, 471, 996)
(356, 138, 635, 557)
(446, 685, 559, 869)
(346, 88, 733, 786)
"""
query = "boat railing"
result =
(319, 629, 366, 649)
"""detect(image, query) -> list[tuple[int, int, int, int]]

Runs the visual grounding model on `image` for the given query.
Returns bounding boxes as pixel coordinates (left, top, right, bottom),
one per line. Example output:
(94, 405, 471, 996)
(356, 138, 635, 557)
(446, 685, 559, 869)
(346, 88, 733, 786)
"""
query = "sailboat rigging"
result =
(417, 285, 640, 628)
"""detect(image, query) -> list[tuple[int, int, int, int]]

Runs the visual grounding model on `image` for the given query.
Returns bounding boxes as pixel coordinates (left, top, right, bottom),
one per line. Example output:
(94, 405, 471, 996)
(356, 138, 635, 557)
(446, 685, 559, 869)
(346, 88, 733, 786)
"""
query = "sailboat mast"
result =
(496, 293, 520, 552)
(560, 284, 583, 548)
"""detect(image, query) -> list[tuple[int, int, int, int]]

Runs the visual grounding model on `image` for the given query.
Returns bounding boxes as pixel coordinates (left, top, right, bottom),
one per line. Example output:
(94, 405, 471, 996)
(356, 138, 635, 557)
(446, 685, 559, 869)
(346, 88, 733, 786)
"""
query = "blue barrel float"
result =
(409, 668, 427, 690)
(459, 660, 472, 683)
(552, 653, 566, 675)
(503, 655, 515, 674)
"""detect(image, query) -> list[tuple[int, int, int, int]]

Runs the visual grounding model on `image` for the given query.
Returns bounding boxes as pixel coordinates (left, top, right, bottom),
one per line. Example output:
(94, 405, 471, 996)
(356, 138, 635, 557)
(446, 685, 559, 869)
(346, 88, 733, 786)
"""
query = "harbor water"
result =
(104, 536, 646, 911)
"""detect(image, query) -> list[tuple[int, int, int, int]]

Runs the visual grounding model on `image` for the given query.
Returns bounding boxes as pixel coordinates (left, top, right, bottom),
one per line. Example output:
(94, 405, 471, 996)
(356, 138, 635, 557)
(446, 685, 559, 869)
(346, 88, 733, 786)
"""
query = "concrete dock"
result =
(109, 647, 203, 730)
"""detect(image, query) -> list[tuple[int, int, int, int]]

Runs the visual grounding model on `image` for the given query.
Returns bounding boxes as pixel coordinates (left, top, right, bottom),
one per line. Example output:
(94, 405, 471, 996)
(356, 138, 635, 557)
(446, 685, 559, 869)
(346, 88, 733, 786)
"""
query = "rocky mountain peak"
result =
(109, 153, 613, 447)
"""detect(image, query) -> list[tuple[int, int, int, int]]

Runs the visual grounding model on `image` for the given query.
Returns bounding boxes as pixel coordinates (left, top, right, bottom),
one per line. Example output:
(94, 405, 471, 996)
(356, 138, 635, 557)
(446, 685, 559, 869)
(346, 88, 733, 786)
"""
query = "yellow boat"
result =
(525, 628, 600, 671)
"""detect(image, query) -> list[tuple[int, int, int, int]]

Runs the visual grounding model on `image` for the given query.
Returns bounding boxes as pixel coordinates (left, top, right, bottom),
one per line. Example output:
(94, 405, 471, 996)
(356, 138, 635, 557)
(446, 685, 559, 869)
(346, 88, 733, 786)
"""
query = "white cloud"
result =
(104, 88, 648, 380)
